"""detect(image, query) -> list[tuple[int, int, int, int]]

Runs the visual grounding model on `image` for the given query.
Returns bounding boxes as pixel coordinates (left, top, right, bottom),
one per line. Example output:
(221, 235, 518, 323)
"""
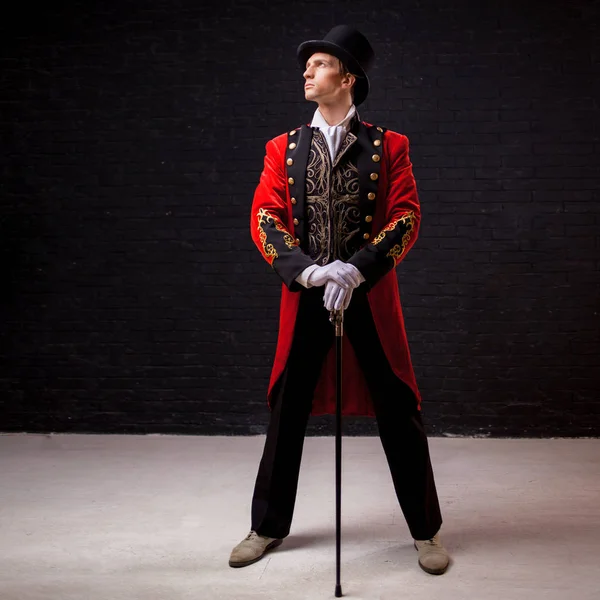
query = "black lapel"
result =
(355, 120, 387, 244)
(285, 125, 313, 247)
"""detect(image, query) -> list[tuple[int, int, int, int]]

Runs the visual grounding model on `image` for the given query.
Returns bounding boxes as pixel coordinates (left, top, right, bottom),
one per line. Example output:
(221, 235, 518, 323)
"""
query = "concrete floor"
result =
(0, 434, 599, 600)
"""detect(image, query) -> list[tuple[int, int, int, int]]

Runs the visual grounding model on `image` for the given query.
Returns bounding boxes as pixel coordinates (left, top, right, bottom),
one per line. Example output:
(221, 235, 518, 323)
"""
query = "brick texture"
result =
(1, 1, 599, 436)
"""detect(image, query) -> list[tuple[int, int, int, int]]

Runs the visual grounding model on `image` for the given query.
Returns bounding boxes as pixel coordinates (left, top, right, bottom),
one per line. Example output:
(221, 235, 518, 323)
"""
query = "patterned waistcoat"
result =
(305, 127, 362, 265)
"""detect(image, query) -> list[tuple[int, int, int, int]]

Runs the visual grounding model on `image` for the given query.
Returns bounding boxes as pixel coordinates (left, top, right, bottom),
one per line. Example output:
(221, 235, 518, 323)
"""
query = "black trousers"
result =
(251, 285, 442, 541)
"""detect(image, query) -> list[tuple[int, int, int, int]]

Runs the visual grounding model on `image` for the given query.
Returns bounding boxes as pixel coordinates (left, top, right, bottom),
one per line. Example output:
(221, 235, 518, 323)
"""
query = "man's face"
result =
(303, 52, 354, 104)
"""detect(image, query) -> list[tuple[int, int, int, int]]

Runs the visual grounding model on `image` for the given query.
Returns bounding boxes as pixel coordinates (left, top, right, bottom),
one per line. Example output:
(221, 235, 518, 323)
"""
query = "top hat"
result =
(297, 25, 375, 106)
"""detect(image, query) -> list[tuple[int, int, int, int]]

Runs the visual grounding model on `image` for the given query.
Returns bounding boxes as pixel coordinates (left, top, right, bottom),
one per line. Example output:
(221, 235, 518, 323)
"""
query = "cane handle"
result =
(329, 309, 344, 337)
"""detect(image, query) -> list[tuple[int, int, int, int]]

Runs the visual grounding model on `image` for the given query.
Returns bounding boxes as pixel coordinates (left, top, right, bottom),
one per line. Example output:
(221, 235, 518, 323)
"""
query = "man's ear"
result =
(342, 73, 356, 90)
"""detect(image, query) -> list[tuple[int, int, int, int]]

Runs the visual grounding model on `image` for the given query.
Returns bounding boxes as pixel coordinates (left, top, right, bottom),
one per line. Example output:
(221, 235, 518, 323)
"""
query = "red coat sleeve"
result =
(348, 132, 421, 290)
(250, 137, 317, 291)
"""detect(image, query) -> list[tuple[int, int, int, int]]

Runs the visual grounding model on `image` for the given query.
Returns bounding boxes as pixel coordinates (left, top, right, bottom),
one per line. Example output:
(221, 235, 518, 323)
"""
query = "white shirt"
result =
(294, 104, 365, 288)
(310, 104, 357, 162)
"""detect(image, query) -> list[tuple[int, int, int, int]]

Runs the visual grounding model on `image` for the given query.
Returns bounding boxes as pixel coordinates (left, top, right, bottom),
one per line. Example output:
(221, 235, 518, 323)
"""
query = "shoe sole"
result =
(414, 542, 449, 575)
(229, 538, 283, 568)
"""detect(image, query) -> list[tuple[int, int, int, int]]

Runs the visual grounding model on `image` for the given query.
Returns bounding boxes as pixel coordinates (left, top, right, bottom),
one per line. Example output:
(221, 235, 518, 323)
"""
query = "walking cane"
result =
(329, 308, 344, 598)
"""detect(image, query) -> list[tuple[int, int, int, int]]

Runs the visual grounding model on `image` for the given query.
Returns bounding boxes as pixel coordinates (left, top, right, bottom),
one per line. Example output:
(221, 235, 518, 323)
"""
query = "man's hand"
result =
(324, 281, 354, 311)
(307, 260, 364, 289)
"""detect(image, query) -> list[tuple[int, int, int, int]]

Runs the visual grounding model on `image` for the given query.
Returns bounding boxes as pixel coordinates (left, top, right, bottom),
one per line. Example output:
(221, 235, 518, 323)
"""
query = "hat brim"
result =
(297, 40, 369, 106)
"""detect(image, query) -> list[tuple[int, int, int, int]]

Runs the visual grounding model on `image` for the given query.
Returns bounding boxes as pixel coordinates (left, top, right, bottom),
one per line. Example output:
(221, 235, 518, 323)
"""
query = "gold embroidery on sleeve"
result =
(385, 212, 416, 265)
(257, 209, 278, 264)
(274, 220, 298, 250)
(372, 219, 399, 245)
(387, 236, 410, 265)
(256, 208, 299, 265)
(372, 211, 416, 246)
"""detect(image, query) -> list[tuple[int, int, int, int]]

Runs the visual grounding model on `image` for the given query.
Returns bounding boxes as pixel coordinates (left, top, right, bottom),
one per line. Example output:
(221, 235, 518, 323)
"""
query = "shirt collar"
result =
(310, 104, 357, 132)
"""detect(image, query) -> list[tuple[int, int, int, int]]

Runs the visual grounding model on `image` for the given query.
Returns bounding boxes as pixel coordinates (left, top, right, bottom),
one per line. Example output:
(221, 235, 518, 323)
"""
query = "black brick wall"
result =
(1, 1, 599, 436)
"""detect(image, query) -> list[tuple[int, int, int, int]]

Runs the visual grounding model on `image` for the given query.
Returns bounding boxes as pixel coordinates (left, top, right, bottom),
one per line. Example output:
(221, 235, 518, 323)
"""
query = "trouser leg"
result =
(251, 288, 333, 539)
(344, 289, 443, 540)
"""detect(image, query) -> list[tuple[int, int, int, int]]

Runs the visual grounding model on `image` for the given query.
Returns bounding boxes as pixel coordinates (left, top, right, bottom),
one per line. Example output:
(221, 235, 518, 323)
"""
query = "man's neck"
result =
(316, 101, 353, 126)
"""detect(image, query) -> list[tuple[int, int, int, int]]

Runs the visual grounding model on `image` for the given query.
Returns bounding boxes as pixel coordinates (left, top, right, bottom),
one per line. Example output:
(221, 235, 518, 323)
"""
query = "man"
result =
(230, 25, 450, 576)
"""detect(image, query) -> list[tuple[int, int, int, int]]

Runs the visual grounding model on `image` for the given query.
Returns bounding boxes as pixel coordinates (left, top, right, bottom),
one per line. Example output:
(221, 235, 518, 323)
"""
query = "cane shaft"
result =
(330, 309, 344, 597)
(335, 331, 342, 596)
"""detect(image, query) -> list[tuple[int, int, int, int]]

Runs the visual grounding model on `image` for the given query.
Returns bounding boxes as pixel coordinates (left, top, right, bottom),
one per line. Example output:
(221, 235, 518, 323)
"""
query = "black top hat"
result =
(297, 25, 375, 106)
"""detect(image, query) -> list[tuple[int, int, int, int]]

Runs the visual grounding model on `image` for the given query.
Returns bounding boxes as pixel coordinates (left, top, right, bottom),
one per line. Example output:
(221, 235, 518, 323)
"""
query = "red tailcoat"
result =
(250, 121, 422, 416)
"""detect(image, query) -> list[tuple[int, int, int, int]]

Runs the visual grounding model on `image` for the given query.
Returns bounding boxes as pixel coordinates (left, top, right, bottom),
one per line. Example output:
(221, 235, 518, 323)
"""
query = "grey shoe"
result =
(414, 532, 450, 575)
(229, 531, 283, 568)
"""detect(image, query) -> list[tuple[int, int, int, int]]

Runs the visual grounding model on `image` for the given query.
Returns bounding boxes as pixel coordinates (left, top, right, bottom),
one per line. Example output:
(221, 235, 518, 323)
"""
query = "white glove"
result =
(324, 280, 354, 311)
(307, 260, 364, 289)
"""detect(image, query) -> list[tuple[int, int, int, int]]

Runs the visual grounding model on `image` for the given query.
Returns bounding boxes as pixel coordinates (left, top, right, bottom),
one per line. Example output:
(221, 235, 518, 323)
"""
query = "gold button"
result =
(293, 218, 299, 226)
(287, 158, 294, 166)
(370, 173, 378, 181)
(372, 154, 380, 162)
(288, 177, 295, 185)
(291, 197, 297, 205)
(363, 233, 370, 240)
(373, 139, 381, 147)
(290, 130, 297, 136)
(368, 192, 376, 200)
(295, 238, 300, 244)
(377, 127, 383, 132)
(289, 142, 297, 150)
(365, 215, 373, 223)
